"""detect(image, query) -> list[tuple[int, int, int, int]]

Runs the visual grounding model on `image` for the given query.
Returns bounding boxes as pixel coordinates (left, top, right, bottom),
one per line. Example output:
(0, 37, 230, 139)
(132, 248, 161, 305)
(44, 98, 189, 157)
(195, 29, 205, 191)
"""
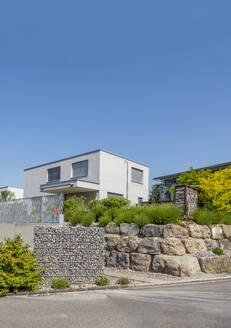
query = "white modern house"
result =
(24, 149, 149, 205)
(0, 186, 24, 199)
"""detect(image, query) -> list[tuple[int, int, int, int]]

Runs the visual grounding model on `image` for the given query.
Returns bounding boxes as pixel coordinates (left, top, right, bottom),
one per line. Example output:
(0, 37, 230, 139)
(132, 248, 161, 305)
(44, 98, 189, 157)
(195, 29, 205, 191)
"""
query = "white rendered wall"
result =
(0, 187, 24, 199)
(99, 151, 149, 205)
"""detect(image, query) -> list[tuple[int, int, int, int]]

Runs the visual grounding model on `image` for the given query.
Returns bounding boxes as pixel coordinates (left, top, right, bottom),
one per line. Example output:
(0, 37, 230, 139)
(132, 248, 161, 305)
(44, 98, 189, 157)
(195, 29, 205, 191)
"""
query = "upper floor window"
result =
(72, 160, 88, 178)
(48, 167, 60, 182)
(131, 167, 143, 184)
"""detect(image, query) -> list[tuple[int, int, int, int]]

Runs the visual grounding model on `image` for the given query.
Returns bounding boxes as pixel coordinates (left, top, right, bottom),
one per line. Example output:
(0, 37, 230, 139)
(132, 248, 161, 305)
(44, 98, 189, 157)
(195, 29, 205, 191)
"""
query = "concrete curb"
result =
(5, 275, 231, 297)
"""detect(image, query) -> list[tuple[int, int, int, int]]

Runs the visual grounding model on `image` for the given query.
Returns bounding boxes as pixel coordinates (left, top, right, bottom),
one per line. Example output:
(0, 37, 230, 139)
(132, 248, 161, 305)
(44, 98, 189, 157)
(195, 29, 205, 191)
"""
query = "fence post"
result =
(58, 193, 64, 225)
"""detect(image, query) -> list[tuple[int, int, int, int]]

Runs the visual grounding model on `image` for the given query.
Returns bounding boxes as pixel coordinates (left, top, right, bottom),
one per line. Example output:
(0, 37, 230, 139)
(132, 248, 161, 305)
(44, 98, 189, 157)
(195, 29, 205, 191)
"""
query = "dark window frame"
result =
(47, 166, 61, 182)
(72, 160, 88, 178)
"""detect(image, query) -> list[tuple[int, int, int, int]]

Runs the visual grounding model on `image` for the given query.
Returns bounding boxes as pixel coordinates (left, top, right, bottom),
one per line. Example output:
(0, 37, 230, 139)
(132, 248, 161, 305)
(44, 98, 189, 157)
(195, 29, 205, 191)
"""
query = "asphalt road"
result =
(1, 280, 231, 328)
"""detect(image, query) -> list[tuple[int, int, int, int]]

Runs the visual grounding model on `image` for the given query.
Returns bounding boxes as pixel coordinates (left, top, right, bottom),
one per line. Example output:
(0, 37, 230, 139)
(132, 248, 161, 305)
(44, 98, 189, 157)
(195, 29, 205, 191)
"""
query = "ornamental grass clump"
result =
(116, 277, 131, 285)
(95, 276, 110, 286)
(192, 208, 231, 225)
(0, 235, 43, 296)
(51, 278, 70, 289)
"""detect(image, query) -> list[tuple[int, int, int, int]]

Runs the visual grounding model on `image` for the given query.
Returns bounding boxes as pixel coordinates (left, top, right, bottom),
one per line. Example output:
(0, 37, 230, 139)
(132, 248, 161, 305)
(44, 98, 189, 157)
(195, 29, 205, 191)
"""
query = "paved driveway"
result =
(1, 280, 231, 328)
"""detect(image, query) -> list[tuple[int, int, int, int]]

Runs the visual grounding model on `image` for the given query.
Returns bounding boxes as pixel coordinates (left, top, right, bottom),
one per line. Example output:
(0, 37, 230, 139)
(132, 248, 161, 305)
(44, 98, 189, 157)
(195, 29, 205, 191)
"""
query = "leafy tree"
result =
(177, 166, 212, 185)
(149, 184, 160, 202)
(0, 190, 15, 201)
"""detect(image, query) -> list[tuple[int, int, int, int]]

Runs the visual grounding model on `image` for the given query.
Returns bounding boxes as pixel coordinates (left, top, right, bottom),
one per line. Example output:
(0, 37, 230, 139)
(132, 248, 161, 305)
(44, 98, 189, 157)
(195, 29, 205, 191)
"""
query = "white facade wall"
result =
(0, 187, 24, 199)
(99, 151, 149, 204)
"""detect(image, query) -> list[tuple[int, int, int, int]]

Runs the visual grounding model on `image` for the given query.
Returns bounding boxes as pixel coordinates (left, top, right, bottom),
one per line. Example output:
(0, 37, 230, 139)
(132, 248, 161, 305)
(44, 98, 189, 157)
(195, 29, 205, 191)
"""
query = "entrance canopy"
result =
(40, 178, 99, 195)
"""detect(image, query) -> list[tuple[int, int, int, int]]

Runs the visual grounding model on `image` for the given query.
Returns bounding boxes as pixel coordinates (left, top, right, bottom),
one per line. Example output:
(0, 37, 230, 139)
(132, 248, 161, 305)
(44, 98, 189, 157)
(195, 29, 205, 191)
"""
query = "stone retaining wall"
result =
(104, 222, 231, 276)
(34, 226, 104, 283)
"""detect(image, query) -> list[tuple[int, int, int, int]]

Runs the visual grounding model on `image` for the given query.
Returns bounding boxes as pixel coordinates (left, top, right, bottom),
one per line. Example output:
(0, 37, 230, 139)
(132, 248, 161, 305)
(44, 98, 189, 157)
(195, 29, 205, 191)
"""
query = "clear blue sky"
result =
(1, 0, 231, 189)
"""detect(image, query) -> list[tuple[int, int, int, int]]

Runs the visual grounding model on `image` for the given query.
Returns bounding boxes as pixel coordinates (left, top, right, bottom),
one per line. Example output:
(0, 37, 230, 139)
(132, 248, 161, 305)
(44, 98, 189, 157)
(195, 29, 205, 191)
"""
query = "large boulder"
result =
(105, 222, 120, 234)
(163, 225, 189, 239)
(188, 224, 211, 239)
(120, 223, 139, 236)
(105, 235, 120, 250)
(129, 253, 151, 272)
(153, 255, 202, 277)
(128, 237, 140, 252)
(182, 238, 207, 255)
(204, 239, 219, 251)
(221, 225, 231, 239)
(137, 237, 161, 255)
(219, 239, 231, 251)
(140, 224, 163, 237)
(116, 237, 129, 253)
(198, 255, 231, 273)
(160, 238, 186, 255)
(105, 250, 118, 267)
(211, 225, 224, 240)
(117, 252, 129, 270)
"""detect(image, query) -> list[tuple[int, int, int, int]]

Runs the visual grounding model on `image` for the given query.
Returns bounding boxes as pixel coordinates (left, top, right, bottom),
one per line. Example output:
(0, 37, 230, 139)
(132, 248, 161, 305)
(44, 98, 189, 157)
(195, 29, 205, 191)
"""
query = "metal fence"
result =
(0, 195, 63, 223)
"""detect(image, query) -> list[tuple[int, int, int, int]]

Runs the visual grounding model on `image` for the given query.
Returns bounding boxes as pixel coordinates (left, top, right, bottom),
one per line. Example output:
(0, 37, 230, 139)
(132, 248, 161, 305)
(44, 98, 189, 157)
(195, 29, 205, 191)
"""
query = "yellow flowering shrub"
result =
(199, 167, 231, 212)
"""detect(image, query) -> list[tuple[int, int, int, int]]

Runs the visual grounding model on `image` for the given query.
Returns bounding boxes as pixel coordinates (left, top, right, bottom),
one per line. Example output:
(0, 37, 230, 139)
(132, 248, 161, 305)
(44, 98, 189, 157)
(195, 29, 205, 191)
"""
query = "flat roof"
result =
(154, 161, 231, 180)
(24, 149, 149, 171)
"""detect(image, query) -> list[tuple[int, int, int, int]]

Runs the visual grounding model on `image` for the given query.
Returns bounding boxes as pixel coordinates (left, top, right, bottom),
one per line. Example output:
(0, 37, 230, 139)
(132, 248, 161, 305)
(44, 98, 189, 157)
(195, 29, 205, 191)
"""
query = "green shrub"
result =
(192, 208, 231, 225)
(0, 235, 43, 296)
(98, 214, 112, 227)
(51, 278, 70, 289)
(212, 247, 224, 256)
(116, 277, 131, 285)
(71, 210, 95, 226)
(95, 276, 110, 286)
(100, 197, 130, 208)
(64, 196, 86, 221)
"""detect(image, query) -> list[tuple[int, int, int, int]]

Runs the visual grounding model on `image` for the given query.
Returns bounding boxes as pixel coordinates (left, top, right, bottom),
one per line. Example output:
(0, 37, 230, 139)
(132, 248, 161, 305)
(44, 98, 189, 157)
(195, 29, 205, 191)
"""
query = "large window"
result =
(48, 167, 60, 182)
(131, 167, 143, 184)
(72, 160, 88, 178)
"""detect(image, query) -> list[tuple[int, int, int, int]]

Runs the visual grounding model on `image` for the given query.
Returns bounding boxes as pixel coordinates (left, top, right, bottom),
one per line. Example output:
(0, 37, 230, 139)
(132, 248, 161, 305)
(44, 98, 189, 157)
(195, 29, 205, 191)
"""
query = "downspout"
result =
(126, 161, 129, 200)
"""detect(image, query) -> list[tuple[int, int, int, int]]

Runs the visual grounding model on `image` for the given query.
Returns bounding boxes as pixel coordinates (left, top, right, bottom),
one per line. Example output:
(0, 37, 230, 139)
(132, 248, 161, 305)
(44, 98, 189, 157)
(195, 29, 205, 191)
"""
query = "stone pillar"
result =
(175, 185, 198, 216)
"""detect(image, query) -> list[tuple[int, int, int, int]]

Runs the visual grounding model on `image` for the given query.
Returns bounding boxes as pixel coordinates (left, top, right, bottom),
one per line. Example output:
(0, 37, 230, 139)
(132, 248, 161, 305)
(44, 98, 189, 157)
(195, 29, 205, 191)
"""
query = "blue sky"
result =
(0, 0, 231, 189)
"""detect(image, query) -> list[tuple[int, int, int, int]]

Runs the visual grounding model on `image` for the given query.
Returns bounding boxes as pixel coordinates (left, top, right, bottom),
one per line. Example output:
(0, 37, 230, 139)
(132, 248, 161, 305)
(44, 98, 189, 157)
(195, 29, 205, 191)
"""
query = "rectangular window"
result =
(48, 167, 60, 182)
(131, 167, 143, 184)
(107, 192, 124, 198)
(72, 160, 88, 178)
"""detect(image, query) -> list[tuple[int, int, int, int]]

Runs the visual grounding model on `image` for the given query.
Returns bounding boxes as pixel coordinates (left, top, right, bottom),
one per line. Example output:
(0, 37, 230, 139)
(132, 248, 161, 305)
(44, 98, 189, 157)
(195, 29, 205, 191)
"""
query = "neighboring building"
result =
(0, 186, 24, 199)
(24, 149, 149, 205)
(154, 160, 231, 201)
